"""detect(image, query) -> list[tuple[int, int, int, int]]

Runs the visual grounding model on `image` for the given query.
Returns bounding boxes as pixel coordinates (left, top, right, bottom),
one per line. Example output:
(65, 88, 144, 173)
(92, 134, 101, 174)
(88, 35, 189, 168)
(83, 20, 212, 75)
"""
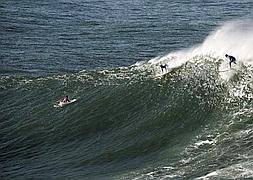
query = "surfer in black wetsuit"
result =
(225, 54, 236, 68)
(160, 64, 168, 73)
(63, 95, 70, 103)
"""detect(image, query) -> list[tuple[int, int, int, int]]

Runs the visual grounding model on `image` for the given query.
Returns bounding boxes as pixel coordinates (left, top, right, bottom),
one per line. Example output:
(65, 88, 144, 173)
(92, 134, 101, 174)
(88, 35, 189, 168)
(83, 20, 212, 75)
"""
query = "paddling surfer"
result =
(225, 54, 236, 68)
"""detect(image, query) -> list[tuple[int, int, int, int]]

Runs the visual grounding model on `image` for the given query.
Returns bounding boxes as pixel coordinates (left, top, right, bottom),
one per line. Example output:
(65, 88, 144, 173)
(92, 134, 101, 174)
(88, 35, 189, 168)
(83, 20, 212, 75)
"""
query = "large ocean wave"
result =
(1, 20, 253, 179)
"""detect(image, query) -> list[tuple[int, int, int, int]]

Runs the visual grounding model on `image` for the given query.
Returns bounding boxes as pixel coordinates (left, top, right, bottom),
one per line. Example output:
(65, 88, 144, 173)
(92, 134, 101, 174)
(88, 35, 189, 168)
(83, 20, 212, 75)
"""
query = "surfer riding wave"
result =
(225, 54, 236, 68)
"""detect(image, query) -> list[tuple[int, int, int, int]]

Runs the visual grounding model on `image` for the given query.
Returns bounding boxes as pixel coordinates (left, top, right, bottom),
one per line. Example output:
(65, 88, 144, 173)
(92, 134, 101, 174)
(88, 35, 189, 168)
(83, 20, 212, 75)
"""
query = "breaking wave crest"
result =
(1, 20, 253, 179)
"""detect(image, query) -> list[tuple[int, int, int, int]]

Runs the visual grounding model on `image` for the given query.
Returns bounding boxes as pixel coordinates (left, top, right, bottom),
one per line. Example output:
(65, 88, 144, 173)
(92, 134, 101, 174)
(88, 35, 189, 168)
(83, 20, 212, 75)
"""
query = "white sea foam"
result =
(194, 139, 216, 147)
(145, 19, 253, 79)
(196, 162, 253, 179)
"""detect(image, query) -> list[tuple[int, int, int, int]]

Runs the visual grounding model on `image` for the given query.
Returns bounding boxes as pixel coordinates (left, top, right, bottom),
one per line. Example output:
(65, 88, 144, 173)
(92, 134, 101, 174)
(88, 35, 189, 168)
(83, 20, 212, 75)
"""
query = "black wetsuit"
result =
(227, 55, 236, 68)
(160, 64, 167, 72)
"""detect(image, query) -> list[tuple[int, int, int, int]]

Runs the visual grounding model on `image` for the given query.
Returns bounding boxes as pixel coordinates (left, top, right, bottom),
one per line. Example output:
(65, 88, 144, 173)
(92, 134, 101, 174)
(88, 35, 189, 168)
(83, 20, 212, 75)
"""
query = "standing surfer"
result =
(225, 54, 236, 68)
(160, 64, 168, 73)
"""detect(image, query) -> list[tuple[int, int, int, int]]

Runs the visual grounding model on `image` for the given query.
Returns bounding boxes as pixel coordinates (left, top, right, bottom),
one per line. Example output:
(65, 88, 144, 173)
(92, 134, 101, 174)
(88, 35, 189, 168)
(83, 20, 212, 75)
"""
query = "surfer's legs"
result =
(160, 64, 168, 73)
(229, 60, 236, 68)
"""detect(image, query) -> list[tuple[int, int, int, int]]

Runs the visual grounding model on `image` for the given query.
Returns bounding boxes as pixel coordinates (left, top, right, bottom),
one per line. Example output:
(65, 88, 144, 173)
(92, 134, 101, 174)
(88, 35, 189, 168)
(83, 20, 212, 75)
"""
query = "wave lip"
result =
(2, 19, 253, 180)
(141, 19, 253, 80)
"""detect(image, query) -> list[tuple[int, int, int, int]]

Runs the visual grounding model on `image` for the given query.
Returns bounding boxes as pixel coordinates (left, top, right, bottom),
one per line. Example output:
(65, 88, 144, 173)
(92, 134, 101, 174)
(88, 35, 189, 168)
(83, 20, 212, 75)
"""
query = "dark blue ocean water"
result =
(1, 1, 253, 180)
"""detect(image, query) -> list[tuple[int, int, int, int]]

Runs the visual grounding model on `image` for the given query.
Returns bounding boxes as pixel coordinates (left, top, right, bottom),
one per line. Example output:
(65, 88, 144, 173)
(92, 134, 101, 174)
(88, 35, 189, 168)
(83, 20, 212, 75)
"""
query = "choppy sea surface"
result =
(1, 0, 253, 179)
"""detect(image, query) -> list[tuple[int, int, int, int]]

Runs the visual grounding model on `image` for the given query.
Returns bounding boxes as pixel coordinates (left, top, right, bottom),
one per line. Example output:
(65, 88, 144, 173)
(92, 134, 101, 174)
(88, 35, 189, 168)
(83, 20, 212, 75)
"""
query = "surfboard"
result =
(54, 99, 77, 108)
(219, 67, 237, 72)
(219, 69, 230, 72)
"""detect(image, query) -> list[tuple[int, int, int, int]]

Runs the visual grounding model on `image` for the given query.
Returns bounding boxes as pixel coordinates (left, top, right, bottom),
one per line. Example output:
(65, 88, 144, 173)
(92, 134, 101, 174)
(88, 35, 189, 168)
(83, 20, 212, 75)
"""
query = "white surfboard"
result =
(54, 99, 77, 108)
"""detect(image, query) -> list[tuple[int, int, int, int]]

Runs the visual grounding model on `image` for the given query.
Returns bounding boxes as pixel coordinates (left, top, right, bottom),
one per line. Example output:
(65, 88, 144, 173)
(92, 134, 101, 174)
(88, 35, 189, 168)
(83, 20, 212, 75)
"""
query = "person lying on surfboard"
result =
(225, 54, 236, 68)
(63, 95, 71, 103)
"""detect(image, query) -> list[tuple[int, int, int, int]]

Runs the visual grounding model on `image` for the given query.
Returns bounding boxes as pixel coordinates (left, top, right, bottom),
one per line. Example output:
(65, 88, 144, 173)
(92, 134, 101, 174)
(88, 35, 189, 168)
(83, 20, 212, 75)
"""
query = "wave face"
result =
(2, 21, 253, 179)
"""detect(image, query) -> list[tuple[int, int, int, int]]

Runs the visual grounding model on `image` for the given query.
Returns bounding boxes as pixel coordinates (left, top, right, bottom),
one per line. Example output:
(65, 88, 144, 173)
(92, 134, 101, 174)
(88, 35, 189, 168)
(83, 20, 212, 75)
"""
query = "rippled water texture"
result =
(1, 0, 253, 179)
